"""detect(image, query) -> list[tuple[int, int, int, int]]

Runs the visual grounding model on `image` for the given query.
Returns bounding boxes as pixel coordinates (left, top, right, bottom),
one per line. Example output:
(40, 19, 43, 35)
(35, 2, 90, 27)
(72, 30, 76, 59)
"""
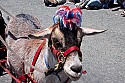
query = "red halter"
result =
(51, 45, 82, 62)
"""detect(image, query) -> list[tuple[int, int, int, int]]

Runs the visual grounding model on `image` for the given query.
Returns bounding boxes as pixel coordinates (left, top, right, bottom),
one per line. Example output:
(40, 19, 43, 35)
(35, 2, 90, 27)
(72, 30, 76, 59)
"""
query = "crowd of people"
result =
(75, 0, 124, 9)
(44, 0, 125, 16)
(76, 0, 125, 16)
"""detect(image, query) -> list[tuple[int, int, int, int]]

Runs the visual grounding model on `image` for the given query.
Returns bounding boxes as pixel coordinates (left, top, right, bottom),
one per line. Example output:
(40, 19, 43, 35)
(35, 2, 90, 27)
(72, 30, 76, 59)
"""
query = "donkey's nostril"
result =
(70, 65, 82, 73)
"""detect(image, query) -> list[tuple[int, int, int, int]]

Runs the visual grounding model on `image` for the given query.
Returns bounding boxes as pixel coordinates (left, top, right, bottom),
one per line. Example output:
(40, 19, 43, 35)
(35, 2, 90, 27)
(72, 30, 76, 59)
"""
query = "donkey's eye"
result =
(53, 38, 59, 43)
(56, 41, 62, 47)
(52, 38, 62, 47)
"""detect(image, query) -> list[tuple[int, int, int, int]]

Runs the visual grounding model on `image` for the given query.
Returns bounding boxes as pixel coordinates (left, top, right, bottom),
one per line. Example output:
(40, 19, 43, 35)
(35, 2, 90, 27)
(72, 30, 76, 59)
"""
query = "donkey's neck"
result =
(44, 39, 71, 83)
(44, 38, 57, 68)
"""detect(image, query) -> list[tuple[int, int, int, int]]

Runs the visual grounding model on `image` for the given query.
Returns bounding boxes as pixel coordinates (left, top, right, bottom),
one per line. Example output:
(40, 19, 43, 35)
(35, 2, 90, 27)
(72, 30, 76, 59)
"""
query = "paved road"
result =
(0, 0, 125, 83)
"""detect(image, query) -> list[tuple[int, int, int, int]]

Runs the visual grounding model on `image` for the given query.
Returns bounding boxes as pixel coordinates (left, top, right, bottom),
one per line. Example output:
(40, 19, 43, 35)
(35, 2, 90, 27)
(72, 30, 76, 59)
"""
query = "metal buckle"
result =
(58, 52, 66, 63)
(54, 52, 66, 70)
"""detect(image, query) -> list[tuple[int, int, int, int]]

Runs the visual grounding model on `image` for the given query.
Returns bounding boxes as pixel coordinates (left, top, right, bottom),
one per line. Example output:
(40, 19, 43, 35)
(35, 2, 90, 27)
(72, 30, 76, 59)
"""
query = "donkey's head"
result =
(51, 6, 83, 80)
(28, 6, 106, 81)
(49, 23, 83, 81)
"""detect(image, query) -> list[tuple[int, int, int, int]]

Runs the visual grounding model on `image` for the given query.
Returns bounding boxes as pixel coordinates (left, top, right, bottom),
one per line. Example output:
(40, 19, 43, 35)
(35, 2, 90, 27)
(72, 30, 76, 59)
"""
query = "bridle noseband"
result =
(51, 45, 82, 63)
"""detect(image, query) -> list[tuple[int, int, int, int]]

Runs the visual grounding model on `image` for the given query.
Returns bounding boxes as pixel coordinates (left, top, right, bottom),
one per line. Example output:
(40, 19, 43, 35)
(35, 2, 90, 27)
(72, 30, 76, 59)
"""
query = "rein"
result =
(18, 39, 46, 83)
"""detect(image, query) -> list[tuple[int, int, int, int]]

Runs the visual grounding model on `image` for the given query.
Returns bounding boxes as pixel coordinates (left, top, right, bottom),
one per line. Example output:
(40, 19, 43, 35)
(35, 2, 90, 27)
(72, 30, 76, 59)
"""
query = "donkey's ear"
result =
(77, 28, 84, 47)
(28, 34, 50, 39)
(28, 26, 53, 39)
(80, 27, 107, 35)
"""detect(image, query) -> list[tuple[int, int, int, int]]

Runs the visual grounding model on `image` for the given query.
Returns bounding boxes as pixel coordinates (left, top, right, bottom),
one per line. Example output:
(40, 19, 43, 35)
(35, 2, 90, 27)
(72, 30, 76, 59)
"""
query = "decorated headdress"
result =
(53, 6, 82, 30)
(53, 6, 70, 24)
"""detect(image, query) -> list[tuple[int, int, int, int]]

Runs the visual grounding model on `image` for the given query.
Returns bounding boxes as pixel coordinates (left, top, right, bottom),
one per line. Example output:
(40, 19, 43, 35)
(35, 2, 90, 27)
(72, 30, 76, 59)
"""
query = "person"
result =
(76, 0, 108, 9)
(120, 0, 125, 16)
(0, 11, 6, 41)
(0, 11, 6, 76)
(44, 0, 66, 7)
(85, 0, 105, 9)
(76, 0, 122, 9)
(44, 0, 80, 7)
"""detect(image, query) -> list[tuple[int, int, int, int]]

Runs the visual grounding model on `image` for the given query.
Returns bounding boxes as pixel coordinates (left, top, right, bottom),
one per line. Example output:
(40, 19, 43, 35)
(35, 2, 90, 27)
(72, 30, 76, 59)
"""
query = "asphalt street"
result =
(0, 0, 125, 83)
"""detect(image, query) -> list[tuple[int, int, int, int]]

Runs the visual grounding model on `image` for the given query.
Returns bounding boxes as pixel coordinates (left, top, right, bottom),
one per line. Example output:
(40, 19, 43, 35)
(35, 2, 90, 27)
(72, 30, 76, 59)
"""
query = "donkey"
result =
(6, 8, 105, 83)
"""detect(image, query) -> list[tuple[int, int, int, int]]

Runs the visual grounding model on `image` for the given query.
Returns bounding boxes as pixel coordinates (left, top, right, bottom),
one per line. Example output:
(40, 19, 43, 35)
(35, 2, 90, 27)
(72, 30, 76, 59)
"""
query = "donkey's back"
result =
(6, 14, 42, 46)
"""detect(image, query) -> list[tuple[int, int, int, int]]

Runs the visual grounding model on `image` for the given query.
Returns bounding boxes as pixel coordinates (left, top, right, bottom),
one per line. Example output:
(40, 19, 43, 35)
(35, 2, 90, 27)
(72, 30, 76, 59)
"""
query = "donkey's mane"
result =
(16, 14, 40, 29)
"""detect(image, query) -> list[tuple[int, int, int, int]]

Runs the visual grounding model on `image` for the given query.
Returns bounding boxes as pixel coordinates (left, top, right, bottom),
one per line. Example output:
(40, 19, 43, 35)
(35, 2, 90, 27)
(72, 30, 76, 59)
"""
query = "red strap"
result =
(82, 70, 87, 74)
(0, 60, 6, 63)
(18, 73, 37, 83)
(30, 39, 46, 72)
(18, 75, 26, 82)
(51, 46, 60, 58)
(51, 46, 82, 62)
(0, 47, 6, 52)
(18, 39, 46, 83)
(0, 64, 21, 83)
(18, 63, 27, 82)
(63, 46, 82, 57)
(26, 74, 37, 83)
